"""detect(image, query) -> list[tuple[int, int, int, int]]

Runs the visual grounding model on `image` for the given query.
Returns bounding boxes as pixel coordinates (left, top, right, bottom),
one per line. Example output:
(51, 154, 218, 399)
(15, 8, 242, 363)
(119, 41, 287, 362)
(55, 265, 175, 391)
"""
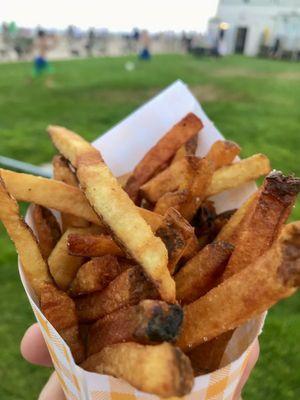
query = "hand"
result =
(21, 323, 65, 400)
(21, 324, 259, 400)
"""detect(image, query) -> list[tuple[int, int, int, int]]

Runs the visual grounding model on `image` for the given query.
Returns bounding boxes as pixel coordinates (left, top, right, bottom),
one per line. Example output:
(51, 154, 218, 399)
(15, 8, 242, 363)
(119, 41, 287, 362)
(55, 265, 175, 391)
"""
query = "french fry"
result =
(192, 201, 236, 248)
(205, 140, 240, 169)
(172, 134, 198, 164)
(32, 205, 61, 259)
(0, 169, 163, 232)
(48, 226, 101, 290)
(48, 125, 175, 303)
(81, 342, 194, 397)
(177, 222, 300, 351)
(215, 193, 257, 243)
(206, 154, 271, 197)
(223, 171, 300, 279)
(0, 176, 52, 297)
(141, 156, 200, 203)
(67, 233, 124, 258)
(87, 300, 183, 355)
(156, 208, 197, 274)
(76, 267, 159, 322)
(154, 190, 189, 215)
(125, 113, 203, 202)
(117, 171, 132, 188)
(179, 158, 214, 221)
(53, 155, 90, 230)
(175, 241, 234, 304)
(69, 256, 128, 296)
(187, 330, 234, 375)
(40, 282, 85, 363)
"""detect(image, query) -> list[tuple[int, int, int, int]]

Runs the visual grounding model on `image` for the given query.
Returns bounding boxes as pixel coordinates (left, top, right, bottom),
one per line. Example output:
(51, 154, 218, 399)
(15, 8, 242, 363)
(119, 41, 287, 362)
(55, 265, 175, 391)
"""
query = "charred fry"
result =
(87, 300, 183, 355)
(177, 222, 300, 351)
(76, 267, 159, 322)
(223, 171, 300, 279)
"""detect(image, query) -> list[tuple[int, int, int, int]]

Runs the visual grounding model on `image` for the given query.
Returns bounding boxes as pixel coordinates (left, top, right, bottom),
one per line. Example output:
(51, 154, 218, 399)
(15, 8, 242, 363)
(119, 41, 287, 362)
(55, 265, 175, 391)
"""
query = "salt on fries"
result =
(0, 112, 299, 397)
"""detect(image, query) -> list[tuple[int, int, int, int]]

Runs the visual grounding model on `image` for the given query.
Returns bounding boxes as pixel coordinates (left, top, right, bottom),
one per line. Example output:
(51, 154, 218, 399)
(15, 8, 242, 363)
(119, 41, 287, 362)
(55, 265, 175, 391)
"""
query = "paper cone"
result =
(19, 80, 265, 400)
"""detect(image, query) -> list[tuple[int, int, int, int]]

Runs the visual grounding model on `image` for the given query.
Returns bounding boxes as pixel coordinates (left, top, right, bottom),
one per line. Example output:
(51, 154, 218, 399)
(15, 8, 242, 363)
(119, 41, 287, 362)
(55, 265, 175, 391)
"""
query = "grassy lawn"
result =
(0, 54, 299, 399)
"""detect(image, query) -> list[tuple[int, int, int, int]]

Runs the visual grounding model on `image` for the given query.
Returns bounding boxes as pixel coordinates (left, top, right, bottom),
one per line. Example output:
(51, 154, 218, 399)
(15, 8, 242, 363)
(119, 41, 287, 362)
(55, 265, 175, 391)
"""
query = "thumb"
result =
(39, 372, 66, 400)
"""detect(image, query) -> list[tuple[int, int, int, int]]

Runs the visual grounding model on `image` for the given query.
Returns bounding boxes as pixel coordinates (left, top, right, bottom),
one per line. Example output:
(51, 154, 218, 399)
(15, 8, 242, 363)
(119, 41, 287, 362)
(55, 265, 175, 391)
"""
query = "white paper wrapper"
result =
(19, 80, 265, 400)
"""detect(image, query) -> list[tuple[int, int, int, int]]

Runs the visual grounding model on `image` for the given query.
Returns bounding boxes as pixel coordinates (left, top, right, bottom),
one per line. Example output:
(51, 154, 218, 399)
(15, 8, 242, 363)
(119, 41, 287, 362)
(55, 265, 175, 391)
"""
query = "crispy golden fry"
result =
(223, 171, 300, 279)
(172, 134, 198, 164)
(125, 113, 203, 202)
(76, 267, 159, 322)
(48, 226, 100, 290)
(179, 158, 214, 221)
(176, 241, 234, 304)
(69, 256, 128, 296)
(67, 233, 124, 258)
(53, 155, 90, 230)
(40, 282, 85, 363)
(187, 330, 234, 375)
(177, 222, 300, 351)
(141, 156, 200, 203)
(0, 176, 52, 297)
(205, 140, 240, 170)
(48, 125, 175, 303)
(0, 169, 163, 232)
(156, 208, 197, 274)
(81, 342, 194, 398)
(32, 205, 61, 259)
(87, 300, 183, 355)
(206, 154, 271, 197)
(215, 193, 257, 244)
(154, 190, 189, 215)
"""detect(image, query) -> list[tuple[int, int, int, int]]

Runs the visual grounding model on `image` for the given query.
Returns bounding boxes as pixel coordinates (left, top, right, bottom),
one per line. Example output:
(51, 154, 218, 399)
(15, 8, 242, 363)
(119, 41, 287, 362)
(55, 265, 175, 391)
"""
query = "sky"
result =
(2, 0, 219, 32)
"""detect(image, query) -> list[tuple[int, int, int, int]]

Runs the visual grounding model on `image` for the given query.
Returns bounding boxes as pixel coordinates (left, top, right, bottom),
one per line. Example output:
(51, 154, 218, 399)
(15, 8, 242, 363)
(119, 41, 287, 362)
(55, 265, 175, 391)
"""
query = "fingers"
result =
(233, 339, 260, 400)
(39, 372, 66, 400)
(21, 323, 53, 367)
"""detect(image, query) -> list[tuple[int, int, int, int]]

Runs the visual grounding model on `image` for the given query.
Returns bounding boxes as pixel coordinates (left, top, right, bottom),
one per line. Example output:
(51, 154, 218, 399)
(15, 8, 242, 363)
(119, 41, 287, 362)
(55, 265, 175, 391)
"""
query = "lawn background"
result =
(0, 54, 299, 399)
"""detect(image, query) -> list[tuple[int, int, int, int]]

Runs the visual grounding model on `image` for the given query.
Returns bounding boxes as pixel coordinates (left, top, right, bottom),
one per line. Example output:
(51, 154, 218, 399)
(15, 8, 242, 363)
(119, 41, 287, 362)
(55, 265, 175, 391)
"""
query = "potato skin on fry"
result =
(176, 241, 234, 304)
(177, 222, 300, 351)
(125, 113, 203, 202)
(223, 171, 300, 279)
(205, 140, 240, 170)
(48, 126, 175, 303)
(0, 176, 52, 297)
(32, 205, 61, 259)
(76, 267, 159, 322)
(81, 342, 194, 398)
(67, 233, 124, 258)
(0, 169, 163, 232)
(87, 300, 183, 355)
(69, 256, 128, 296)
(40, 283, 85, 363)
(53, 155, 90, 231)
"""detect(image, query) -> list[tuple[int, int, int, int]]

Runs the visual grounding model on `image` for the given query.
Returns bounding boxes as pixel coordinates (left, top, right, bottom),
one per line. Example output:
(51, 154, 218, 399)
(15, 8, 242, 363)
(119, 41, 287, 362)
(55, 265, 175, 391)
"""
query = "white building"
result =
(209, 0, 300, 55)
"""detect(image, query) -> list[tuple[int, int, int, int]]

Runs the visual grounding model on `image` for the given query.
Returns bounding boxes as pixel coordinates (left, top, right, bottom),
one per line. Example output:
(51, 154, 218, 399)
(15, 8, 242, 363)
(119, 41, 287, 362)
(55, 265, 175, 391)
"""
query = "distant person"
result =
(31, 29, 57, 87)
(139, 30, 151, 60)
(86, 28, 96, 57)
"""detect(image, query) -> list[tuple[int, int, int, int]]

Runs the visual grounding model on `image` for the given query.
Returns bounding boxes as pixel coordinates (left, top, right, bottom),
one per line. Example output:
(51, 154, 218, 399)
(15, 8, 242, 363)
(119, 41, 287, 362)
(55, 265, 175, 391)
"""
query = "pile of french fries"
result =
(0, 112, 300, 397)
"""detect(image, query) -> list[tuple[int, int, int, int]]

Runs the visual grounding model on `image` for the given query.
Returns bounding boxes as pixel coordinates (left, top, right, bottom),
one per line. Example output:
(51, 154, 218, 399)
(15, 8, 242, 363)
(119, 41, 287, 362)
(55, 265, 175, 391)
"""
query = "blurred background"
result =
(0, 1, 299, 399)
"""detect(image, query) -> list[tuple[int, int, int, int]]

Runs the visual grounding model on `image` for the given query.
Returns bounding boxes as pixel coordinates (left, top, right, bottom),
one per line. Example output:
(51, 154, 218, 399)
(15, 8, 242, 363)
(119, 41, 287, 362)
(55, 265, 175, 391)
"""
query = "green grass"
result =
(0, 54, 299, 399)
